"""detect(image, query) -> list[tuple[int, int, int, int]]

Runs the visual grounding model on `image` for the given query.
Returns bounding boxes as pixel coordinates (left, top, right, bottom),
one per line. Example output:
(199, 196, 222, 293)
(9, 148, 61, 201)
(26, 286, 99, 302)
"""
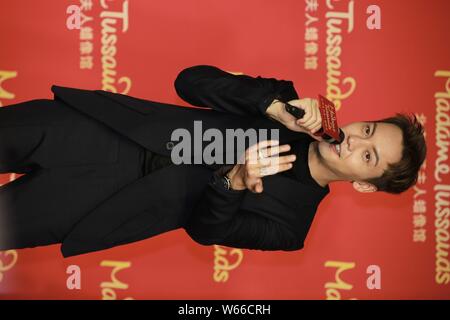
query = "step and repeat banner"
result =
(0, 0, 449, 299)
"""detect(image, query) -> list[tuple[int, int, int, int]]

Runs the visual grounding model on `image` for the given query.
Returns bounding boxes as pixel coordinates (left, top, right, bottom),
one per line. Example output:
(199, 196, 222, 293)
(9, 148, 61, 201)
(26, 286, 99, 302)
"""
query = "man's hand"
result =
(226, 140, 295, 193)
(266, 98, 323, 141)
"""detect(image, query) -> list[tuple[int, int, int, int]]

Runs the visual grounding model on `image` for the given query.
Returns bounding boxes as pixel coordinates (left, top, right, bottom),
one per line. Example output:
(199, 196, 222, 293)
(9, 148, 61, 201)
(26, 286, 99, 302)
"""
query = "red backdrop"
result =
(0, 0, 449, 299)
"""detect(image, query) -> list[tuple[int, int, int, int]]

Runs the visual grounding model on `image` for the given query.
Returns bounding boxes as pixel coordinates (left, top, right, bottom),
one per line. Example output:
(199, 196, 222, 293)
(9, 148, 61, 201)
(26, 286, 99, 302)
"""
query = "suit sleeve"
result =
(184, 166, 303, 251)
(174, 65, 299, 117)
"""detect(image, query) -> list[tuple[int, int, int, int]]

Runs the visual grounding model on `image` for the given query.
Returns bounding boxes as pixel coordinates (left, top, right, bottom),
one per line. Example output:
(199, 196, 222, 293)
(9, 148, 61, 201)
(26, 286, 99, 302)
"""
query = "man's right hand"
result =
(265, 98, 324, 142)
(226, 140, 296, 193)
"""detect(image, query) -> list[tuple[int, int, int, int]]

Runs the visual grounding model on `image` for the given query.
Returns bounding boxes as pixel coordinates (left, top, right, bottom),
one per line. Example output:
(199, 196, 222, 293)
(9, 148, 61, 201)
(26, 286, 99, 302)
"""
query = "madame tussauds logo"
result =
(168, 120, 280, 165)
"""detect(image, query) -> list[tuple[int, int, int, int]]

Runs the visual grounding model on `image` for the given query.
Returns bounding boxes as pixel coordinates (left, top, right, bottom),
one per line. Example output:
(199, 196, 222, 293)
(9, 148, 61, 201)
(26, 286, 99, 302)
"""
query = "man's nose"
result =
(347, 135, 369, 152)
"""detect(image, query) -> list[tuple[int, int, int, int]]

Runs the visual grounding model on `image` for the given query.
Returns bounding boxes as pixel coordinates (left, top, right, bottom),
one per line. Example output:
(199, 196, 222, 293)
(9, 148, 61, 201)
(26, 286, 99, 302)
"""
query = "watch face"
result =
(221, 176, 229, 189)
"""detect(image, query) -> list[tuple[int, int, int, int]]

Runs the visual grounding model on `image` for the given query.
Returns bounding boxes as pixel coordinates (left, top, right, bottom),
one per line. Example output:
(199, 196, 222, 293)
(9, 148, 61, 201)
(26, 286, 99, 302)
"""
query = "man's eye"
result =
(364, 151, 371, 162)
(364, 125, 370, 136)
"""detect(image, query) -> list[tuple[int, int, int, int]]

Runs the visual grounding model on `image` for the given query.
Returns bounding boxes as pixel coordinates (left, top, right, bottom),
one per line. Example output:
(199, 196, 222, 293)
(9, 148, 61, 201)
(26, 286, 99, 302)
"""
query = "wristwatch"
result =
(212, 165, 235, 190)
(221, 174, 232, 190)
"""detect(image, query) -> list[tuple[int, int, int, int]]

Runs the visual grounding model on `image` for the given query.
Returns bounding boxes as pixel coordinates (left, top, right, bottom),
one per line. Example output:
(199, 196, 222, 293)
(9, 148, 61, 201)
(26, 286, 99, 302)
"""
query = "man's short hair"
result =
(365, 113, 427, 194)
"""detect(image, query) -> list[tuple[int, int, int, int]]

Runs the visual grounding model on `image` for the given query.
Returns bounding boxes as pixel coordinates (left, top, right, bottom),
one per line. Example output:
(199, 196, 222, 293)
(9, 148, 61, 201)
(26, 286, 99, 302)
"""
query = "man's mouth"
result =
(330, 143, 341, 157)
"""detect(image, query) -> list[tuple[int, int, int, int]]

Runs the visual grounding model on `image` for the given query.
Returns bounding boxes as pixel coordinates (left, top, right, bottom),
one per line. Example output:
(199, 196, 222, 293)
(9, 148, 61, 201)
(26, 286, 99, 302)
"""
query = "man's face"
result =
(315, 121, 403, 183)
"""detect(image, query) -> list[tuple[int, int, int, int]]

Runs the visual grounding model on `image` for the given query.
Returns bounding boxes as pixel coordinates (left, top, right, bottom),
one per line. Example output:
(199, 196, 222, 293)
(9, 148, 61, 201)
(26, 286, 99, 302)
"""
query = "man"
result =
(0, 65, 426, 257)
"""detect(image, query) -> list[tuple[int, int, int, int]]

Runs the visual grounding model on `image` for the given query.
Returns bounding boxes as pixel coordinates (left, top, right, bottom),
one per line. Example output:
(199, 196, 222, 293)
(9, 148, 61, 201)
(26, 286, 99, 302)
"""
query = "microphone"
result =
(283, 94, 345, 144)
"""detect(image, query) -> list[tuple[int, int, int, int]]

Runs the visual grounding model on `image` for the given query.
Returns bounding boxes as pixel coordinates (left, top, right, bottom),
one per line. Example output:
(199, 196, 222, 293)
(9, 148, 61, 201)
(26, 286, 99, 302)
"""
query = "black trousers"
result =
(0, 98, 147, 250)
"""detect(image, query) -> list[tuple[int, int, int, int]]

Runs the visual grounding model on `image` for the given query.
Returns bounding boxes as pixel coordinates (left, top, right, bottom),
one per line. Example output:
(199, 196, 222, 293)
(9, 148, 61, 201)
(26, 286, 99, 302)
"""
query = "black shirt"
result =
(280, 133, 328, 191)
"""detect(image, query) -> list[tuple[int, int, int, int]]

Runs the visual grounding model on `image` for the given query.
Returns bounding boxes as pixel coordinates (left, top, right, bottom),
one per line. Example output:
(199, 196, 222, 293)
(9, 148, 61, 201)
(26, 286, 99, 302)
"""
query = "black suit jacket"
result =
(51, 65, 329, 257)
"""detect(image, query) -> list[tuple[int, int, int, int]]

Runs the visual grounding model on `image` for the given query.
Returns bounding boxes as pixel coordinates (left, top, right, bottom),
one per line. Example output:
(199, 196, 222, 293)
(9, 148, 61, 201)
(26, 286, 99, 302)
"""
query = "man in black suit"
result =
(0, 65, 426, 257)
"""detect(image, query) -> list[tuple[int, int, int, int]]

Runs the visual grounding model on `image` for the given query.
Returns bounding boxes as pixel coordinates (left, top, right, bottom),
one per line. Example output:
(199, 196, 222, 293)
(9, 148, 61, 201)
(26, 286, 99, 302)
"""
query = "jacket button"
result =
(166, 142, 175, 150)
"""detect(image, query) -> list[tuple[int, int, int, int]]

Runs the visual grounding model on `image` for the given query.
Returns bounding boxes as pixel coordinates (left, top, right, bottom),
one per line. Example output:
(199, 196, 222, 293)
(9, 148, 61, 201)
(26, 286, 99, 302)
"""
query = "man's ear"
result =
(352, 181, 377, 193)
